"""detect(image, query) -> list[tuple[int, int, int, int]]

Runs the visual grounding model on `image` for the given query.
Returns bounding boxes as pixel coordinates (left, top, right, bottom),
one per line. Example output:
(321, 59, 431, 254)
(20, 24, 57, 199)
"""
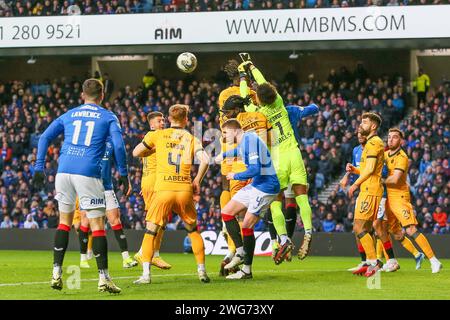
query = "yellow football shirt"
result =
(143, 127, 203, 192)
(385, 149, 410, 197)
(359, 135, 384, 197)
(141, 130, 157, 192)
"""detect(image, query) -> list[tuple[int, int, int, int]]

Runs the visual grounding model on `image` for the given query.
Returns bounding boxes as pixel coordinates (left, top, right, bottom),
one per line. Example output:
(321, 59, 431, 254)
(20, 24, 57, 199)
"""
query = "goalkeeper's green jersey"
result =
(242, 67, 298, 152)
(256, 94, 298, 152)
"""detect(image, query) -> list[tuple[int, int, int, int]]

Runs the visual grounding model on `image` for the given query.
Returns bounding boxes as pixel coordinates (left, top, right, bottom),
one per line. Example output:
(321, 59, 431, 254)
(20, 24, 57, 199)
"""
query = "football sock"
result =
(188, 231, 205, 265)
(142, 230, 157, 263)
(154, 226, 165, 254)
(78, 225, 89, 255)
(220, 190, 231, 209)
(242, 265, 252, 274)
(376, 238, 384, 260)
(357, 243, 366, 262)
(222, 214, 243, 248)
(279, 234, 289, 245)
(400, 237, 419, 257)
(54, 224, 70, 267)
(358, 231, 376, 260)
(285, 203, 297, 239)
(112, 224, 128, 253)
(242, 228, 255, 267)
(295, 195, 312, 232)
(412, 232, 435, 259)
(87, 234, 93, 252)
(383, 240, 395, 260)
(92, 230, 108, 271)
(226, 231, 236, 254)
(267, 210, 278, 241)
(143, 262, 151, 277)
(270, 201, 287, 236)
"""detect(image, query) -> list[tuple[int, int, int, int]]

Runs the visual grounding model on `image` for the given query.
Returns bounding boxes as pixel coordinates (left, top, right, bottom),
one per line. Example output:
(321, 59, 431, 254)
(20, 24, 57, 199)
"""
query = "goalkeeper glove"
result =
(118, 175, 130, 197)
(32, 171, 45, 191)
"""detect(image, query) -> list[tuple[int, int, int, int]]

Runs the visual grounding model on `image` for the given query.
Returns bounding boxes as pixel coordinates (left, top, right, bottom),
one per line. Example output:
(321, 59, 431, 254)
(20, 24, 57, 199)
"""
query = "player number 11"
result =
(72, 120, 95, 147)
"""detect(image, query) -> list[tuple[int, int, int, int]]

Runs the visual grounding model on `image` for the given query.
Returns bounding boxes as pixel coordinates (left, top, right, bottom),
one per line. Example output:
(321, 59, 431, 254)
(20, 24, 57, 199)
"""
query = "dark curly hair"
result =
(224, 59, 240, 81)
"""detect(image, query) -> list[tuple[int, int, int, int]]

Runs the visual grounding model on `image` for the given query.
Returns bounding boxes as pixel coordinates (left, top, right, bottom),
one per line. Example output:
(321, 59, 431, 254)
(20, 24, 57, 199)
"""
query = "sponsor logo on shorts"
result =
(90, 198, 105, 205)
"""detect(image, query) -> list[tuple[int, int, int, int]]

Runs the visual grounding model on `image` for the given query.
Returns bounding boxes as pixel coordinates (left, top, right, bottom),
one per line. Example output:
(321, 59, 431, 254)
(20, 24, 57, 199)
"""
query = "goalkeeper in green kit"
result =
(238, 57, 313, 263)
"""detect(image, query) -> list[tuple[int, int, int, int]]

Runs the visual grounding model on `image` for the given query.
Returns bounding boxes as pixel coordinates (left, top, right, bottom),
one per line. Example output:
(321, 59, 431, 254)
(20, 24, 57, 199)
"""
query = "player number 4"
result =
(72, 120, 95, 147)
(168, 152, 181, 174)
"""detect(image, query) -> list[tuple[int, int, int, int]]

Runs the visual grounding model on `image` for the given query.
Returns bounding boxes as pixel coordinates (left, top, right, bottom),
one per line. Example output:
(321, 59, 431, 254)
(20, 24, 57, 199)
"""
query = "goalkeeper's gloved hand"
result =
(119, 175, 130, 197)
(238, 61, 253, 78)
(32, 171, 45, 191)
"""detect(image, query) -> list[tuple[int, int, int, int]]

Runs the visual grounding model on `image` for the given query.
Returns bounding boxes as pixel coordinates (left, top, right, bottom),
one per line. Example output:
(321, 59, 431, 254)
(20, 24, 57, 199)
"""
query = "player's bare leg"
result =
(106, 207, 137, 268)
(51, 210, 75, 290)
(226, 212, 259, 280)
(151, 225, 172, 270)
(405, 225, 442, 273)
(293, 184, 313, 260)
(89, 213, 121, 293)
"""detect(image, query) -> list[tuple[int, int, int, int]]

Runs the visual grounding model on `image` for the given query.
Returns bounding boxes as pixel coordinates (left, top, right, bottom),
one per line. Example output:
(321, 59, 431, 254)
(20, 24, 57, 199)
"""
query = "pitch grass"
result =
(0, 250, 448, 300)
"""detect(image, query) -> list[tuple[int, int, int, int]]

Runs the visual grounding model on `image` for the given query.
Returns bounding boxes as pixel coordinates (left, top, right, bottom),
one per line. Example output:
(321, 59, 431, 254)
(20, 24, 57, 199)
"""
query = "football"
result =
(176, 52, 197, 73)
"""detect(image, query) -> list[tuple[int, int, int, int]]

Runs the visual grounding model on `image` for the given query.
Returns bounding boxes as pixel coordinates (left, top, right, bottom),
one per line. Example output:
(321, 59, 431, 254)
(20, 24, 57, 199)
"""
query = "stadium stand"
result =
(0, 0, 448, 17)
(0, 65, 448, 235)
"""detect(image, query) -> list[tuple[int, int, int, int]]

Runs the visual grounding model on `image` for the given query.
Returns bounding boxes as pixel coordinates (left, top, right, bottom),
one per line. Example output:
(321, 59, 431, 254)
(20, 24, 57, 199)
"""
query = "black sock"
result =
(112, 225, 128, 253)
(267, 211, 277, 241)
(223, 215, 243, 248)
(78, 228, 89, 254)
(284, 205, 297, 239)
(384, 241, 395, 260)
(242, 228, 255, 268)
(92, 231, 108, 270)
(54, 224, 70, 266)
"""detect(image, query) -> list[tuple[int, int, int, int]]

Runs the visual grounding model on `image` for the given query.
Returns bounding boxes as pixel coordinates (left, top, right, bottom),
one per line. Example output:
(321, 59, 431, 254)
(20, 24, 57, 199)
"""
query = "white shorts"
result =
(284, 184, 295, 199)
(232, 184, 276, 217)
(105, 190, 119, 211)
(377, 197, 387, 220)
(55, 173, 106, 216)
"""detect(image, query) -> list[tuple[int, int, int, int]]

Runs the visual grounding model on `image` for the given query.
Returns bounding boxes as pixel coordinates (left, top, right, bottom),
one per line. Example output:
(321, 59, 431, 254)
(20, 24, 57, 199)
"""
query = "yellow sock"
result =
(189, 231, 205, 265)
(225, 232, 236, 254)
(87, 234, 93, 251)
(414, 233, 435, 259)
(401, 237, 419, 257)
(142, 233, 156, 263)
(220, 190, 231, 209)
(376, 239, 384, 260)
(360, 233, 376, 261)
(154, 228, 164, 252)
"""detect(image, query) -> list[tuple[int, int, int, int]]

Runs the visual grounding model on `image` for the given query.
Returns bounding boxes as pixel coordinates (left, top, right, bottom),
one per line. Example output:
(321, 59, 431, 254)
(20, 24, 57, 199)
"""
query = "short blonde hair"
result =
(169, 104, 189, 122)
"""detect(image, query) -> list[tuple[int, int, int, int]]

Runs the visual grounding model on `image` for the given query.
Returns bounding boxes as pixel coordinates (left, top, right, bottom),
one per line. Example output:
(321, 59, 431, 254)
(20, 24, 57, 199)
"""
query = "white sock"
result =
(198, 264, 206, 272)
(387, 258, 397, 264)
(80, 254, 88, 262)
(242, 264, 252, 274)
(153, 250, 160, 258)
(143, 262, 151, 277)
(279, 235, 288, 245)
(138, 247, 142, 255)
(430, 257, 439, 264)
(367, 259, 377, 265)
(99, 269, 109, 281)
(52, 265, 61, 279)
(121, 251, 130, 260)
(224, 251, 235, 261)
(236, 247, 244, 256)
(305, 229, 312, 235)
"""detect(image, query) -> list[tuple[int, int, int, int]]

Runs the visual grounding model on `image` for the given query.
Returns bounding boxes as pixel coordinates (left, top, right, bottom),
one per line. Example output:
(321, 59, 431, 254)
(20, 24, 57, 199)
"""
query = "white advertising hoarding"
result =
(0, 6, 449, 48)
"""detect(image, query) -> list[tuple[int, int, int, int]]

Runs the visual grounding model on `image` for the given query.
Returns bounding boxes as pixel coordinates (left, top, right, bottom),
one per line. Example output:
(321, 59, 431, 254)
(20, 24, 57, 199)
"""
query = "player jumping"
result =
(133, 104, 211, 284)
(239, 59, 313, 263)
(215, 119, 280, 279)
(33, 78, 129, 293)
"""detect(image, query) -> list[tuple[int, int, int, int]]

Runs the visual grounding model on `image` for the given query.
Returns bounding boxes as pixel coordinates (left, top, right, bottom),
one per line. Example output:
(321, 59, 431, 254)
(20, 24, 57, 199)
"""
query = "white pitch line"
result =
(0, 269, 346, 287)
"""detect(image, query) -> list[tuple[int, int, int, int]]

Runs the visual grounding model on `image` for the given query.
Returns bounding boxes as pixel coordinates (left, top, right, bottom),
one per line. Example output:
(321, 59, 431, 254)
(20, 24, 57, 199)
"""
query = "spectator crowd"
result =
(0, 63, 448, 236)
(1, 0, 449, 17)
